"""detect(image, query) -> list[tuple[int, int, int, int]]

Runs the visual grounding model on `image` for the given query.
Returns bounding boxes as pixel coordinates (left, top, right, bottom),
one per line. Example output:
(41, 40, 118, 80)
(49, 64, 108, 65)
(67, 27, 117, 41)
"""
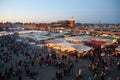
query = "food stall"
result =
(72, 44, 92, 56)
(65, 35, 92, 44)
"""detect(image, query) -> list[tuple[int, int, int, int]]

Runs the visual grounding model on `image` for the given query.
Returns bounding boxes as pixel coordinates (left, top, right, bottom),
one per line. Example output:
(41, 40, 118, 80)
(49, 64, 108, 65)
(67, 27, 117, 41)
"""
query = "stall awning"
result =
(72, 44, 92, 53)
(91, 40, 106, 45)
(56, 41, 74, 47)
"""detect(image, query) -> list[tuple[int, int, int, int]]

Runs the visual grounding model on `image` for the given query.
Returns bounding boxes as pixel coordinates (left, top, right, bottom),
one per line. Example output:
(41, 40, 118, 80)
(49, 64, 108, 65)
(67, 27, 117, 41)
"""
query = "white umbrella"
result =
(115, 47, 120, 51)
(28, 42, 36, 45)
(101, 53, 105, 56)
(36, 44, 44, 47)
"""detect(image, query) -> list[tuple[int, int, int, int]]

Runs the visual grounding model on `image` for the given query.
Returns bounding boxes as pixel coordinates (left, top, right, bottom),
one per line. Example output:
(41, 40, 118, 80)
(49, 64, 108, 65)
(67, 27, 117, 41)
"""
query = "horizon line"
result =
(0, 21, 120, 24)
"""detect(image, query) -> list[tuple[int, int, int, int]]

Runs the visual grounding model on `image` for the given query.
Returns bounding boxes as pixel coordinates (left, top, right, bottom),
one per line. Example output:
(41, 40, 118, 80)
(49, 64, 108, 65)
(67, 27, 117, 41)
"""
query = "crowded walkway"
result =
(0, 34, 120, 80)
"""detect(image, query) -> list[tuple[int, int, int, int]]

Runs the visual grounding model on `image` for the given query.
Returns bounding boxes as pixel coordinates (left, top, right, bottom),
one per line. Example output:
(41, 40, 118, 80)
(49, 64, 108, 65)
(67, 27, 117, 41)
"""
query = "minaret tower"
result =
(70, 16, 75, 27)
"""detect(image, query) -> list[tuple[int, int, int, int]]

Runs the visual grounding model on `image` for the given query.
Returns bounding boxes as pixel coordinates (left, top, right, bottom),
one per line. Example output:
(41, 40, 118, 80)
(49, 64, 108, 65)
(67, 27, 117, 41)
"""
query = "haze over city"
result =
(0, 0, 120, 23)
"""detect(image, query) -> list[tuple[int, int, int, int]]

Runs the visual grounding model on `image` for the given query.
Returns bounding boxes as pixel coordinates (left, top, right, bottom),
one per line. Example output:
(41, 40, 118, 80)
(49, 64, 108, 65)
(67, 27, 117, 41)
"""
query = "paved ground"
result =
(2, 53, 92, 80)
(2, 53, 120, 80)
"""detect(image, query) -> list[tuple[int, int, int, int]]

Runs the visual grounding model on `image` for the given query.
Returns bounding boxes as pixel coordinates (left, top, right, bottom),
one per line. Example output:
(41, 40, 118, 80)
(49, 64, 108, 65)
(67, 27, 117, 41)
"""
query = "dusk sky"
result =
(0, 0, 120, 23)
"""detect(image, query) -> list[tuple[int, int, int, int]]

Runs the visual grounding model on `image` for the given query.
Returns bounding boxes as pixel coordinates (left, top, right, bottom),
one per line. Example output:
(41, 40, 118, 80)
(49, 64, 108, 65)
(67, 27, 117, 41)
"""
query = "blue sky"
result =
(0, 0, 120, 23)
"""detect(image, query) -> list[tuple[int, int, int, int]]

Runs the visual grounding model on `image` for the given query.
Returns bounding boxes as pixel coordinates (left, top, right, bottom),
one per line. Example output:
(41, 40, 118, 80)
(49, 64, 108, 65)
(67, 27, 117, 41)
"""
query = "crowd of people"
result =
(88, 40, 120, 80)
(0, 34, 40, 80)
(0, 34, 76, 80)
(0, 34, 120, 80)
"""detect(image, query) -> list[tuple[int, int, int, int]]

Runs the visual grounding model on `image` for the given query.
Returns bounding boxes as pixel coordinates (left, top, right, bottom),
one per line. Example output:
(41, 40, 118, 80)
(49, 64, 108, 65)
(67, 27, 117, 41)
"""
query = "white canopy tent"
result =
(72, 44, 92, 53)
(56, 41, 75, 47)
(65, 35, 92, 43)
(46, 42, 76, 52)
(72, 44, 92, 56)
(46, 38, 64, 43)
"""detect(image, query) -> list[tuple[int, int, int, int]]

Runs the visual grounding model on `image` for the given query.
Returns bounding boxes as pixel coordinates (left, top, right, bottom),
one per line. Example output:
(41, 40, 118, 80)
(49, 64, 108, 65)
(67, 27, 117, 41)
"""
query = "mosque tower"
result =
(70, 16, 75, 27)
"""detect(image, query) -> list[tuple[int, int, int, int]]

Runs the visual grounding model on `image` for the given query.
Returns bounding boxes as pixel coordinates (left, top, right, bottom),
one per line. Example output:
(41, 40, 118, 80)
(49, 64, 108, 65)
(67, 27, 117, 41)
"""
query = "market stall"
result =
(46, 42, 75, 52)
(72, 44, 92, 56)
(65, 35, 92, 44)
